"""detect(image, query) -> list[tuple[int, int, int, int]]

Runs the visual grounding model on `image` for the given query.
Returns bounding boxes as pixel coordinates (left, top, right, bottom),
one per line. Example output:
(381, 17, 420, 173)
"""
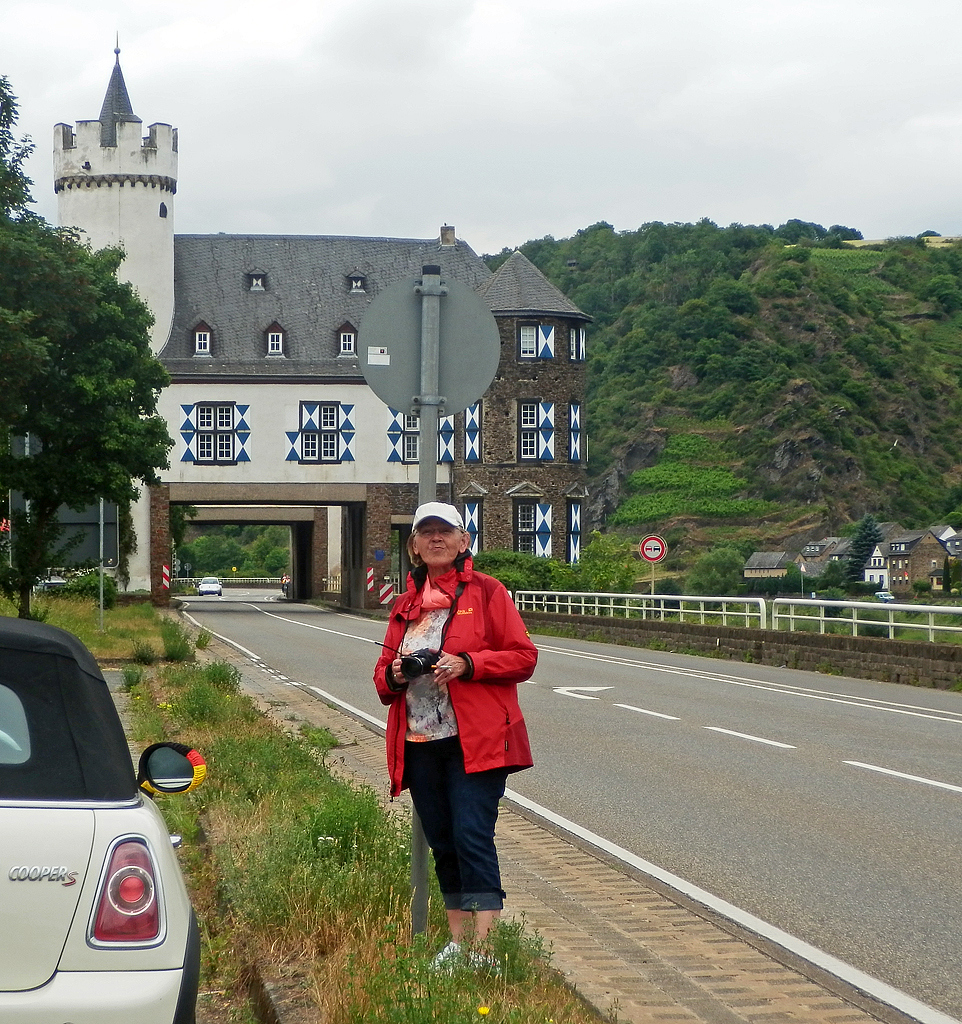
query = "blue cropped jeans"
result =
(403, 736, 508, 912)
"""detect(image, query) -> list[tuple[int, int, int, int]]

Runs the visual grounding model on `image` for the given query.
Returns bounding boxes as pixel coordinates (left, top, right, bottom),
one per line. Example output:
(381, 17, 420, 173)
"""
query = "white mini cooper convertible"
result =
(0, 617, 205, 1023)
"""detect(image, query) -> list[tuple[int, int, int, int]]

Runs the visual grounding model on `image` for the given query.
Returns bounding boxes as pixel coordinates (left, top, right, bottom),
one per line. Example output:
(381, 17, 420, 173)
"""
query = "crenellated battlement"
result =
(53, 119, 178, 189)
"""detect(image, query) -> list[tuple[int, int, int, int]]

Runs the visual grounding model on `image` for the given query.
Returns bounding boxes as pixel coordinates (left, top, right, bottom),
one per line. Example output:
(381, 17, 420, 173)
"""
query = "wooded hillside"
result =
(487, 221, 962, 567)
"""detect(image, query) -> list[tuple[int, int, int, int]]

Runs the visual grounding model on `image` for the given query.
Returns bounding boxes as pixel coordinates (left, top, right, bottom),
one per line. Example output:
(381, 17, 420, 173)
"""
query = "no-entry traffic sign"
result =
(639, 535, 668, 563)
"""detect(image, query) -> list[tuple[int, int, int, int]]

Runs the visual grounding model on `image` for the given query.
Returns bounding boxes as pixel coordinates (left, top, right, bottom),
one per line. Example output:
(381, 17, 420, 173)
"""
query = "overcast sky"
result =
(4, 0, 962, 255)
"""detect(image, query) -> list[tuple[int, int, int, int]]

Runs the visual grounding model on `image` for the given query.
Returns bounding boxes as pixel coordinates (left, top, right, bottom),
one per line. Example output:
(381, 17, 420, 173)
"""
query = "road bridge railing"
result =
(513, 591, 768, 630)
(771, 597, 962, 642)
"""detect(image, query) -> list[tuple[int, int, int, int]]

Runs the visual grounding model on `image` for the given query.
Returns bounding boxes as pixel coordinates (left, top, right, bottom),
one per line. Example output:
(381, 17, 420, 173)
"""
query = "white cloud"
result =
(5, 0, 962, 253)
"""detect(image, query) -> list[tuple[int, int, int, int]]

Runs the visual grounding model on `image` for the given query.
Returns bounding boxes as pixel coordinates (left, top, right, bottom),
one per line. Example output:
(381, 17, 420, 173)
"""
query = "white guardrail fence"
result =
(770, 597, 962, 642)
(513, 592, 769, 630)
(513, 591, 962, 644)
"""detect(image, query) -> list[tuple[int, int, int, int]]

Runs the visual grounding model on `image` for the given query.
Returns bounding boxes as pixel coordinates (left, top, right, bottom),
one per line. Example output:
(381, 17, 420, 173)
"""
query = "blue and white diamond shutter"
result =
(569, 402, 581, 461)
(464, 502, 480, 554)
(538, 403, 555, 460)
(438, 415, 455, 463)
(536, 504, 552, 558)
(465, 404, 481, 462)
(235, 405, 250, 462)
(339, 404, 355, 462)
(537, 324, 555, 359)
(387, 409, 404, 463)
(568, 503, 581, 563)
(180, 404, 196, 462)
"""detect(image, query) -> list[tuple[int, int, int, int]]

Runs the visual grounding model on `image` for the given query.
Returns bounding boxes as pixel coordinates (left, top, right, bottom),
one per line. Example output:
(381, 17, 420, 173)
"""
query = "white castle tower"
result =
(53, 48, 177, 354)
(53, 50, 178, 592)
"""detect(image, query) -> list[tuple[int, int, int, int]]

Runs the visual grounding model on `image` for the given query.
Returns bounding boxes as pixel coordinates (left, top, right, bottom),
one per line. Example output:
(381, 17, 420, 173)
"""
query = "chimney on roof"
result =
(440, 224, 456, 247)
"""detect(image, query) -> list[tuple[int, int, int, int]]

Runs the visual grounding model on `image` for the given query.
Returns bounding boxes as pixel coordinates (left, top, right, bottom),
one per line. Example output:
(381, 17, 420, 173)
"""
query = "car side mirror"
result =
(137, 742, 206, 796)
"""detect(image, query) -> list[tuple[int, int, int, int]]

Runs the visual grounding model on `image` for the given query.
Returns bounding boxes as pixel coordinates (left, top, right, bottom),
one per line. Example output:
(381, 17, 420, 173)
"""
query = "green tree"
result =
(0, 78, 47, 429)
(0, 79, 172, 616)
(685, 545, 746, 595)
(571, 531, 638, 592)
(844, 514, 883, 585)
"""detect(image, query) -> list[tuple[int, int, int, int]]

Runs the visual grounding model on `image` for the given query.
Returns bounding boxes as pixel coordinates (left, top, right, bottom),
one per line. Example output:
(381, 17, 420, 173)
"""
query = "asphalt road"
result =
(183, 589, 962, 1021)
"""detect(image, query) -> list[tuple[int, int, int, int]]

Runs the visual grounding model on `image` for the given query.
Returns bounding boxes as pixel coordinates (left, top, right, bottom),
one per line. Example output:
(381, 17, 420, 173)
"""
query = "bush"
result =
(61, 571, 117, 609)
(160, 619, 194, 662)
(132, 640, 157, 664)
(121, 664, 143, 690)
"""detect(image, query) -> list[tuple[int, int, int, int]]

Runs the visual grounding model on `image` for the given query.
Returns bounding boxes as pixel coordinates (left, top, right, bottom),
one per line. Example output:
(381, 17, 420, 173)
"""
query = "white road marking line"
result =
(844, 761, 962, 794)
(180, 612, 263, 661)
(704, 727, 795, 749)
(613, 703, 680, 720)
(502, 787, 959, 1024)
(535, 644, 962, 724)
(305, 685, 386, 731)
(553, 686, 613, 699)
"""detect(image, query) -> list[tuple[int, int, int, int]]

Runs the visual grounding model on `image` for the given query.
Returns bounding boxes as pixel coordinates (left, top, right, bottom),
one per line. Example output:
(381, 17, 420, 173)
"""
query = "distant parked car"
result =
(0, 617, 206, 1022)
(196, 577, 222, 597)
(34, 575, 68, 593)
(874, 591, 896, 602)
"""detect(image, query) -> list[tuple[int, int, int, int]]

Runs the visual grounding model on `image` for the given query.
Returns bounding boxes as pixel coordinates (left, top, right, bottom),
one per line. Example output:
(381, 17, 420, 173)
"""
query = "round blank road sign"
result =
(358, 275, 501, 416)
(639, 535, 667, 562)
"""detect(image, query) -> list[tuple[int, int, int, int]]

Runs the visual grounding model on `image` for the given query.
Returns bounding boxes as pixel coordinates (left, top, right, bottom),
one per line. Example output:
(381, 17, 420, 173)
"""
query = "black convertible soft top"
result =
(0, 617, 137, 801)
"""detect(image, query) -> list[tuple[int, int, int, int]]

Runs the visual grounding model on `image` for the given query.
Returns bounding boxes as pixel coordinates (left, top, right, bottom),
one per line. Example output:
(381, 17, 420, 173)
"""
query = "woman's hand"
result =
(433, 654, 467, 681)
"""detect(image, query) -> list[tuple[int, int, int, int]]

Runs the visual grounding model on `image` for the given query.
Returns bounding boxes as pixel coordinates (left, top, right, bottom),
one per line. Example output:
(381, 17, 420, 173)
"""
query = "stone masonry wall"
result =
(451, 313, 588, 554)
(148, 484, 171, 606)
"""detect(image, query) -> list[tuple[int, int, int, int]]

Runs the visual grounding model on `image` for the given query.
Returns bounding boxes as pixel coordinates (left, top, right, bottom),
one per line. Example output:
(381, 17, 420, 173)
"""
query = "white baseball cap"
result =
(412, 501, 465, 530)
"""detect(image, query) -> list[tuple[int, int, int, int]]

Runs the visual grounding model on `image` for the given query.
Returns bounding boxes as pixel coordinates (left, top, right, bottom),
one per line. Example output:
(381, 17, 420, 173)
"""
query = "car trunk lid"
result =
(0, 807, 94, 991)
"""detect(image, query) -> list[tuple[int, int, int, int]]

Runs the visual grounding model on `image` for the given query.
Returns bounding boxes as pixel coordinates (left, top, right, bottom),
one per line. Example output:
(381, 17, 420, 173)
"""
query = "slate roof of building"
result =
(476, 250, 591, 321)
(744, 551, 792, 570)
(160, 233, 493, 379)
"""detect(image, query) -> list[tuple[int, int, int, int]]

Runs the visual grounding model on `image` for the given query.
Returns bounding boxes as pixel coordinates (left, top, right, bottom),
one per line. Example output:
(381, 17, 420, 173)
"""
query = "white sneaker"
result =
(430, 941, 462, 971)
(466, 949, 497, 970)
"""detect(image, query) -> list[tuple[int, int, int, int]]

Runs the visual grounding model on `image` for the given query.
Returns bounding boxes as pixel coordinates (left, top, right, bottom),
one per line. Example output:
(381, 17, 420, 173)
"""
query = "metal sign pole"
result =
(410, 265, 446, 936)
(98, 498, 105, 632)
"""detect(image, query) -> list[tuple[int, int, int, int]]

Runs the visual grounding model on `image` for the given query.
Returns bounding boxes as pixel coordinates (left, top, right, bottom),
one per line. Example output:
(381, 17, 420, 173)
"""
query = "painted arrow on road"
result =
(552, 686, 613, 700)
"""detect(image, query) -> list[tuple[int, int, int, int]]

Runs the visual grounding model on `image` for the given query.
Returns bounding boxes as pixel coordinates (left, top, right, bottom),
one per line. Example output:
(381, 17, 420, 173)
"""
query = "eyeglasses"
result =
(416, 525, 459, 537)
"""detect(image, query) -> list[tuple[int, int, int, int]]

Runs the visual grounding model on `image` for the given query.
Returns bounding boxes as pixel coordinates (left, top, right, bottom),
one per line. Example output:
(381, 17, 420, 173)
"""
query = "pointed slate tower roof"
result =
(99, 46, 142, 146)
(477, 250, 591, 321)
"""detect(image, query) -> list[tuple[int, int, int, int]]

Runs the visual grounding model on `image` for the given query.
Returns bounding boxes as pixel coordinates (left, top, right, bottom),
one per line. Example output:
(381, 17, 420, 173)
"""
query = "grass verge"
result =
(130, 660, 603, 1024)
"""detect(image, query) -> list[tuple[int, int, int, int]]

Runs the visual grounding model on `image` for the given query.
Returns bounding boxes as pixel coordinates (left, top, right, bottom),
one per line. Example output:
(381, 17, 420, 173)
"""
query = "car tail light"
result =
(92, 840, 160, 942)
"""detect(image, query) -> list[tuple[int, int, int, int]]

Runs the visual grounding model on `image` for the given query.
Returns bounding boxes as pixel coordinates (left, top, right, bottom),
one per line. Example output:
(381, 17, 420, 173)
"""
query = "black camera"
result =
(400, 648, 441, 680)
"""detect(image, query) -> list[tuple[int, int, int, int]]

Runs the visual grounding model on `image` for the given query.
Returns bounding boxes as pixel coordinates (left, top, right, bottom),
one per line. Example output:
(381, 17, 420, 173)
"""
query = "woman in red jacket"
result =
(374, 501, 537, 966)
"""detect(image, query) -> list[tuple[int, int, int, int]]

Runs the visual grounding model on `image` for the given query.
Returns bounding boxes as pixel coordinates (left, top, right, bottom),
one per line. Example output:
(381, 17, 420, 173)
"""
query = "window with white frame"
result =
(569, 325, 586, 361)
(519, 402, 538, 460)
(515, 502, 536, 554)
(340, 330, 356, 354)
(266, 325, 284, 355)
(519, 325, 537, 359)
(299, 402, 340, 463)
(402, 414, 420, 462)
(196, 403, 235, 463)
(194, 326, 211, 355)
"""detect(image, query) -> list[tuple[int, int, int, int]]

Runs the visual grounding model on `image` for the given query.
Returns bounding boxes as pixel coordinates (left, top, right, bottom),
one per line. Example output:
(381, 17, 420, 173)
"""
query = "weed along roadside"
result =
(116, 617, 603, 1024)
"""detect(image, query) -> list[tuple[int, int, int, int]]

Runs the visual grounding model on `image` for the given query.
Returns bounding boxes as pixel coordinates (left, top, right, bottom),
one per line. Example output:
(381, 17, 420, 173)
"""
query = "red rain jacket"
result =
(374, 557, 536, 798)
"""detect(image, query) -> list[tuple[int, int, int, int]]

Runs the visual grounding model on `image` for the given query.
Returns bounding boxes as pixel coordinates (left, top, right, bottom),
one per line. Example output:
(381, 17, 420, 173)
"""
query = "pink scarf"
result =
(420, 571, 455, 610)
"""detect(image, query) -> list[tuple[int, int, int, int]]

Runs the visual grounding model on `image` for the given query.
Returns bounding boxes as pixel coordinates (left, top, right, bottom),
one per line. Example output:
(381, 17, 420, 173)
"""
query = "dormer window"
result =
(348, 271, 366, 294)
(266, 322, 285, 356)
(193, 322, 213, 356)
(337, 322, 357, 356)
(247, 272, 267, 292)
